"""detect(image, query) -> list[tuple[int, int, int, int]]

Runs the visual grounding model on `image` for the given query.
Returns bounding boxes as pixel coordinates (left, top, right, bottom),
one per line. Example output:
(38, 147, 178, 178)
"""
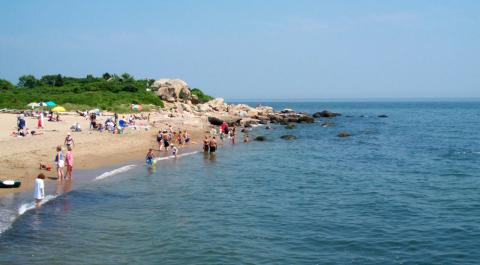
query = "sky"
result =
(0, 0, 479, 99)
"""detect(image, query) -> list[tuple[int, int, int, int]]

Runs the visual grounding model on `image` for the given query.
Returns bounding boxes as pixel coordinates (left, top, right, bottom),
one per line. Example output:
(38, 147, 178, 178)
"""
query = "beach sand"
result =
(0, 112, 210, 197)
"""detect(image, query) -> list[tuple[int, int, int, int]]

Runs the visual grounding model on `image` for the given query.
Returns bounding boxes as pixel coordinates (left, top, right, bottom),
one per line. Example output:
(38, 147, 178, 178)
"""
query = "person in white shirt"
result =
(34, 173, 46, 208)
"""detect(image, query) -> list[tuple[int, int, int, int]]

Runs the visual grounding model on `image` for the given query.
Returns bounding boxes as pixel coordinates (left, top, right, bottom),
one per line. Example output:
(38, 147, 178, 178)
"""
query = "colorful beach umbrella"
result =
(52, 106, 66, 112)
(46, 101, 56, 107)
(27, 102, 40, 109)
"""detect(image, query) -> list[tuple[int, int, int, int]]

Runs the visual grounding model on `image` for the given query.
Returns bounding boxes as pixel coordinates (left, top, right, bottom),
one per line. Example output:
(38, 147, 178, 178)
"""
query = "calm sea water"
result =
(1, 101, 480, 264)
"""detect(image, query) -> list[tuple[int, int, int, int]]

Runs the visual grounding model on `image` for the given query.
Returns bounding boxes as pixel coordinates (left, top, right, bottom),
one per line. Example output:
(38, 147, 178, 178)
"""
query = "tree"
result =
(147, 79, 155, 87)
(54, 74, 64, 87)
(0, 79, 14, 91)
(18, 75, 38, 88)
(102, 72, 112, 80)
(121, 73, 134, 82)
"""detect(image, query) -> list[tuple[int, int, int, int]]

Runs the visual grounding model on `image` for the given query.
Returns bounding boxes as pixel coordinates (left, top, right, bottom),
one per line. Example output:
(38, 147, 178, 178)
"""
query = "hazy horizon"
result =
(1, 0, 479, 99)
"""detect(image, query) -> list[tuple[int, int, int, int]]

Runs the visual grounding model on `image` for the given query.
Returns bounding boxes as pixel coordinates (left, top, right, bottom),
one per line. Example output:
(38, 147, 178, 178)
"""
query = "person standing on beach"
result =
(209, 136, 217, 154)
(34, 173, 46, 208)
(163, 132, 171, 151)
(156, 130, 164, 150)
(65, 146, 74, 179)
(64, 132, 75, 149)
(55, 146, 65, 181)
(172, 144, 179, 159)
(37, 110, 44, 129)
(203, 136, 210, 152)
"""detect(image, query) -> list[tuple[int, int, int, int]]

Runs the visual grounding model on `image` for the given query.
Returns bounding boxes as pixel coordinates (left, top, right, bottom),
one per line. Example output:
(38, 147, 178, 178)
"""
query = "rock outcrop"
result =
(313, 110, 341, 118)
(337, 131, 350, 138)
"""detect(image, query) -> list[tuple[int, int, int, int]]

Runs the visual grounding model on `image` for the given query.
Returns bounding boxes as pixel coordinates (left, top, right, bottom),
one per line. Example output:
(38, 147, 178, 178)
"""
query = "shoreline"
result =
(0, 98, 315, 198)
(0, 111, 209, 197)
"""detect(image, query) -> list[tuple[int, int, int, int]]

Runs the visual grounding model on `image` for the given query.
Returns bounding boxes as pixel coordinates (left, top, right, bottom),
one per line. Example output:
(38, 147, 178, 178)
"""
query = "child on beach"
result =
(55, 146, 65, 181)
(172, 145, 179, 158)
(145, 149, 156, 166)
(34, 173, 46, 208)
(65, 146, 74, 179)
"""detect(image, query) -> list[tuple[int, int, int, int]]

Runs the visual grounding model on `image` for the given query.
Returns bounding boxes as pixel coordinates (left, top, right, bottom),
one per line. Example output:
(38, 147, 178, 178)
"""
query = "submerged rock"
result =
(321, 121, 335, 127)
(313, 110, 341, 118)
(337, 131, 350, 138)
(285, 123, 296, 129)
(254, 135, 267, 141)
(280, 135, 297, 140)
(297, 115, 315, 123)
(378, 114, 388, 118)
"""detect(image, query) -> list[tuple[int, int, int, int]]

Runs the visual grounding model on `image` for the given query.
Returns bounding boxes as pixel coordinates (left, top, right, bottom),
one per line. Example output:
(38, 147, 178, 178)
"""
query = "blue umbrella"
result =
(46, 101, 56, 107)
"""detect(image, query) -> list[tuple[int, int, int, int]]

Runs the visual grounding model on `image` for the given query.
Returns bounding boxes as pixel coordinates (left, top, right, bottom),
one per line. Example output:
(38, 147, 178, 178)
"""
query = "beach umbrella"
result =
(39, 102, 47, 106)
(52, 106, 66, 112)
(27, 102, 40, 109)
(46, 101, 56, 107)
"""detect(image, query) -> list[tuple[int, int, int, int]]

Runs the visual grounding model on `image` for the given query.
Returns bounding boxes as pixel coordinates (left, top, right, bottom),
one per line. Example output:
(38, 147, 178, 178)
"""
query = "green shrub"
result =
(190, 88, 214, 103)
(0, 73, 164, 111)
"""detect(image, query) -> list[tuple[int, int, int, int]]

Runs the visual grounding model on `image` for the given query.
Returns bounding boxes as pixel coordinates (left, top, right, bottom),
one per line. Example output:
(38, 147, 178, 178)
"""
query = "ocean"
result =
(1, 101, 480, 264)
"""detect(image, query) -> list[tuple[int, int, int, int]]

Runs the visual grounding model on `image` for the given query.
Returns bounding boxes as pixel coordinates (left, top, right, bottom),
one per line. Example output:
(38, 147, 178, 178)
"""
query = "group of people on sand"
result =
(146, 125, 191, 165)
(88, 112, 150, 134)
(12, 111, 45, 137)
(34, 133, 75, 208)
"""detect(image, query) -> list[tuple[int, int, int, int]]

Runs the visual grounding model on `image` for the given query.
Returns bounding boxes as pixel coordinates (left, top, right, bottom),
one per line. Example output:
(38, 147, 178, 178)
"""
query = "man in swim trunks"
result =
(209, 136, 217, 154)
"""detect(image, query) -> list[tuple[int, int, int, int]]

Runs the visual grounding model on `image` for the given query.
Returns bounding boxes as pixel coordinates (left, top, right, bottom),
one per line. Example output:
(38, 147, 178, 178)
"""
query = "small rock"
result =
(337, 131, 350, 138)
(280, 135, 297, 140)
(265, 126, 272, 130)
(378, 114, 388, 118)
(285, 123, 296, 129)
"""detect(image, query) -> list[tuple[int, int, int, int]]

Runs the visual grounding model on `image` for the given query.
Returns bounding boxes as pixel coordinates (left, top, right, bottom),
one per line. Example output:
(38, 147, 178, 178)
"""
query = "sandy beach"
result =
(0, 111, 209, 197)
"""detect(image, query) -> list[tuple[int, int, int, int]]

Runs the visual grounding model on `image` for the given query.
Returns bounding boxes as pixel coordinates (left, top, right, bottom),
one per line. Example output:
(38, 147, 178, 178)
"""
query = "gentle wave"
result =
(18, 194, 58, 216)
(0, 151, 201, 235)
(154, 151, 200, 161)
(94, 165, 137, 181)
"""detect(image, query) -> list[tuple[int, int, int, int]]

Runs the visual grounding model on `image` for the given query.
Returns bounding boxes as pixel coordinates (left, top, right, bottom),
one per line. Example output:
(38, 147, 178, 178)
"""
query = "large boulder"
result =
(208, 98, 227, 112)
(151, 79, 191, 102)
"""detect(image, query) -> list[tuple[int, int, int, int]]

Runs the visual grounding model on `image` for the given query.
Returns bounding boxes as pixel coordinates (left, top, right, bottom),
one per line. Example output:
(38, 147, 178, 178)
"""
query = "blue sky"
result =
(1, 0, 479, 99)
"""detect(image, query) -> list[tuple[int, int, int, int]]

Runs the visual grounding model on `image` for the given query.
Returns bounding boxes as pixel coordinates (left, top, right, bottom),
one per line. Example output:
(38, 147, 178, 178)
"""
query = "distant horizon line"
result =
(226, 97, 480, 102)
